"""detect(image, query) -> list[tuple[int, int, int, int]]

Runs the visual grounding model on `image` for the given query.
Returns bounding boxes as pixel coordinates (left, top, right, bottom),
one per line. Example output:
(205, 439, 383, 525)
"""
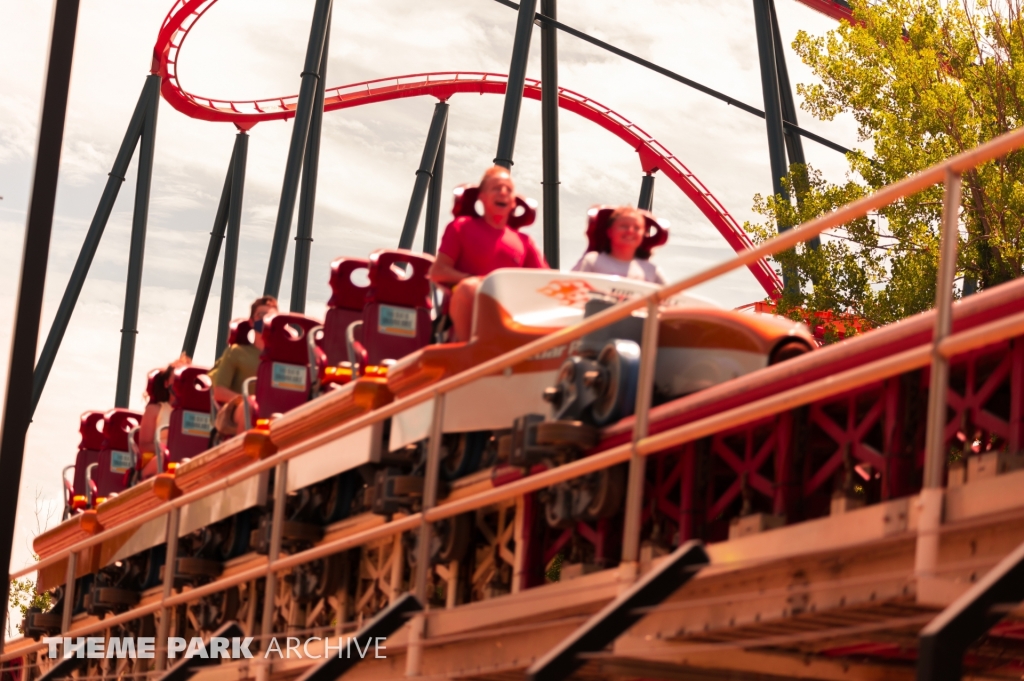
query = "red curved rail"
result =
(152, 1, 783, 297)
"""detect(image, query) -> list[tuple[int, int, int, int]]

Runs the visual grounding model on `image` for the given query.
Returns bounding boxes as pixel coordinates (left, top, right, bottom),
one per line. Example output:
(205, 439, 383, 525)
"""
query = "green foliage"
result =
(545, 553, 563, 582)
(7, 577, 51, 636)
(747, 0, 1024, 325)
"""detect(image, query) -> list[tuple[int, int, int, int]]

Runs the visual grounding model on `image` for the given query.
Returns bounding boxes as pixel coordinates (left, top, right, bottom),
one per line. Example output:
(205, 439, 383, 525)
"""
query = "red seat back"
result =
(323, 257, 370, 366)
(95, 409, 141, 498)
(167, 366, 213, 464)
(256, 314, 322, 419)
(228, 318, 253, 346)
(73, 411, 106, 497)
(360, 250, 434, 366)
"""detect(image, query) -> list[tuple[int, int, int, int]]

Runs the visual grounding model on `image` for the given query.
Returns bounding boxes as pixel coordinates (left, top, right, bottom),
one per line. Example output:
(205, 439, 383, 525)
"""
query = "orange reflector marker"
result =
(71, 495, 87, 511)
(364, 365, 389, 377)
(255, 418, 271, 431)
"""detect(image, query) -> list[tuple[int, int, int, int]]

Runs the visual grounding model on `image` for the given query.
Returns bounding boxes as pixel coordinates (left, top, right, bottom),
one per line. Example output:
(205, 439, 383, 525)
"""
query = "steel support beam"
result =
(752, 0, 789, 205)
(399, 102, 450, 250)
(294, 594, 421, 681)
(115, 74, 161, 408)
(0, 1, 80, 647)
(540, 0, 560, 267)
(494, 0, 538, 169)
(526, 541, 708, 681)
(917, 538, 1024, 681)
(182, 142, 235, 359)
(423, 119, 448, 255)
(769, 0, 805, 169)
(637, 173, 655, 212)
(30, 77, 150, 417)
(491, 0, 855, 157)
(216, 132, 248, 357)
(290, 11, 330, 314)
(263, 0, 332, 298)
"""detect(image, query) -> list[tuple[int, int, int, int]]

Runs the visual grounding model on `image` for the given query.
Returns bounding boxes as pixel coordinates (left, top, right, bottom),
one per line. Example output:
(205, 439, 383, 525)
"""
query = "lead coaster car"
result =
(517, 287, 815, 528)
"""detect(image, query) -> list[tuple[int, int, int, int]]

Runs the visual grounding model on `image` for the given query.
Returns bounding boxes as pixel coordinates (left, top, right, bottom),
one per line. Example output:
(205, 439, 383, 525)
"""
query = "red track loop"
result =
(152, 0, 783, 297)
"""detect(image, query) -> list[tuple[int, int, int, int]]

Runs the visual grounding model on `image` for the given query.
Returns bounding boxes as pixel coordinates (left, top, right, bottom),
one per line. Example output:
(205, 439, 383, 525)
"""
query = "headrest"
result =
(78, 411, 106, 451)
(171, 366, 211, 410)
(367, 249, 433, 309)
(228, 318, 253, 347)
(144, 369, 163, 401)
(101, 409, 142, 450)
(262, 313, 322, 363)
(585, 206, 668, 260)
(328, 257, 371, 311)
(452, 184, 537, 230)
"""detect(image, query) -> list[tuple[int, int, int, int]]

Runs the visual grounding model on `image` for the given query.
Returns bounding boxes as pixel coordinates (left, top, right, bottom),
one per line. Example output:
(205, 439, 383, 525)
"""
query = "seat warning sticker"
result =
(379, 305, 417, 338)
(272, 362, 308, 392)
(182, 410, 212, 437)
(110, 450, 133, 474)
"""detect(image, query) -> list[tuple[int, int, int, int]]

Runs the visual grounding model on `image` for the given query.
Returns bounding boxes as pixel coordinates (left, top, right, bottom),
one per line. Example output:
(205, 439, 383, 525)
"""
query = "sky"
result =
(0, 0, 859, 581)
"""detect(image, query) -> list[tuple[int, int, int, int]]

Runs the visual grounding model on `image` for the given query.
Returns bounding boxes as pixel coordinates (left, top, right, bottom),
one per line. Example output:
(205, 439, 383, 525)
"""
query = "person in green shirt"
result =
(210, 295, 277, 437)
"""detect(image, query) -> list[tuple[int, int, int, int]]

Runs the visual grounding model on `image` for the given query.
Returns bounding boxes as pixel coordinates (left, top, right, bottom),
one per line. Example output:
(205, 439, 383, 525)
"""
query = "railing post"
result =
(60, 551, 77, 635)
(154, 507, 180, 671)
(621, 300, 659, 573)
(916, 168, 962, 588)
(258, 461, 288, 681)
(408, 393, 446, 676)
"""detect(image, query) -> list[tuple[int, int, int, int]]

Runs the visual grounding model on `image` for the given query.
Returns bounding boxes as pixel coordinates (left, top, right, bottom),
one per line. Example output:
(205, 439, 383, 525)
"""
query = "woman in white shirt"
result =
(571, 206, 668, 284)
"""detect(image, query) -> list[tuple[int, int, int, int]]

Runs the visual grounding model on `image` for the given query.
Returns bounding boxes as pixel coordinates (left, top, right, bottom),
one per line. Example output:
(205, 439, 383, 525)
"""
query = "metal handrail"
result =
(7, 125, 1024, 662)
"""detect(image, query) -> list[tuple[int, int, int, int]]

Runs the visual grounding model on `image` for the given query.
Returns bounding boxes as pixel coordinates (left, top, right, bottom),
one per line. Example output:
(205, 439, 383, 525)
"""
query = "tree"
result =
(746, 0, 1024, 330)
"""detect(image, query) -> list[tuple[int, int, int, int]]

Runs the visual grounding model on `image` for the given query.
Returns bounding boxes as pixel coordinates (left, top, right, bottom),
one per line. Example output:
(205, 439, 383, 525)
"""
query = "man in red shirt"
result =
(429, 166, 548, 340)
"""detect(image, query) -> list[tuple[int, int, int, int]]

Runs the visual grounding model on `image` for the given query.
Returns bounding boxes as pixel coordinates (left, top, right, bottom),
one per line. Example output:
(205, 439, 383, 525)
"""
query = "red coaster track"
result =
(151, 0, 785, 297)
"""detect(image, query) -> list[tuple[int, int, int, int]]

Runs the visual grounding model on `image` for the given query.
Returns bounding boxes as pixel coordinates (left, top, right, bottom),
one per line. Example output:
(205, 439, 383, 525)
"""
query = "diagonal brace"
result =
(526, 540, 709, 681)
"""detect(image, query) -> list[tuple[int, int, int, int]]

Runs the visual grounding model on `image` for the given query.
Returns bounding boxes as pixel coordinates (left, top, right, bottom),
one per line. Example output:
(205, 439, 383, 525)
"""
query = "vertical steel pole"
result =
(423, 121, 447, 256)
(60, 551, 77, 634)
(768, 0, 805, 168)
(216, 132, 249, 358)
(115, 74, 161, 408)
(916, 169, 961, 582)
(621, 300, 660, 569)
(264, 0, 333, 298)
(494, 0, 539, 169)
(258, 461, 288, 681)
(290, 12, 330, 314)
(0, 2, 80, 647)
(399, 103, 450, 250)
(154, 507, 179, 671)
(751, 0, 789, 204)
(182, 146, 234, 359)
(540, 0, 560, 268)
(768, 0, 818, 250)
(637, 173, 655, 212)
(30, 80, 149, 417)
